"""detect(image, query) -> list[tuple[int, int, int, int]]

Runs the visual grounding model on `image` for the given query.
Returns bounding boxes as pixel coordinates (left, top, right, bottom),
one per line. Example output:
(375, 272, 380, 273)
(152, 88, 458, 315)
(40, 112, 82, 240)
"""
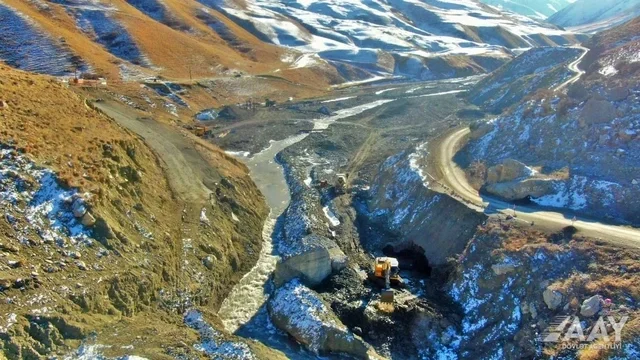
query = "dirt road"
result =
(434, 127, 640, 249)
(555, 46, 589, 91)
(94, 101, 220, 202)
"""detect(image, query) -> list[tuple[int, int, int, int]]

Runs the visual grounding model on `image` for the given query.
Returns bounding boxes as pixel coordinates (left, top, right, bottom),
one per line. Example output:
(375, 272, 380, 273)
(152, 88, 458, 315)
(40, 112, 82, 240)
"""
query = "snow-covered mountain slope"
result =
(0, 0, 584, 84)
(464, 19, 640, 223)
(479, 0, 573, 20)
(0, 2, 87, 75)
(0, 0, 311, 84)
(548, 0, 640, 33)
(54, 0, 153, 67)
(581, 17, 640, 79)
(201, 0, 585, 80)
(468, 46, 582, 112)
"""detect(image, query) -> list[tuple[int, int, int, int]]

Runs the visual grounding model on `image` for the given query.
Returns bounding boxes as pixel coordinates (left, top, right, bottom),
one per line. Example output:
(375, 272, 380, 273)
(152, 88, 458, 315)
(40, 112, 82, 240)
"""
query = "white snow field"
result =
(549, 0, 640, 32)
(479, 0, 573, 20)
(198, 0, 583, 79)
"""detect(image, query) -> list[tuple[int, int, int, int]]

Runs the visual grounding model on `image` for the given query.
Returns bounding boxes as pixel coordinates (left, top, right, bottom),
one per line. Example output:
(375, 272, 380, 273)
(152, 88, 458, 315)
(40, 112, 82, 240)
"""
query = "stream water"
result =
(218, 133, 309, 332)
(217, 100, 399, 357)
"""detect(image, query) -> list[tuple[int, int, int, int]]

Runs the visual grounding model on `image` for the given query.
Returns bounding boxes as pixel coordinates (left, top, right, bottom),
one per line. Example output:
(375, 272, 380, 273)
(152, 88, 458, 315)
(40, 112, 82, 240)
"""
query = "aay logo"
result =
(543, 316, 628, 347)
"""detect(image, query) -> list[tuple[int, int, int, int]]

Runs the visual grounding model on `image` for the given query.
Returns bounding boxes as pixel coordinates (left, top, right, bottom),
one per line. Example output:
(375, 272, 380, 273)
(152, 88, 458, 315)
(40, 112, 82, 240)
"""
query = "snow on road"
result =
(321, 96, 357, 103)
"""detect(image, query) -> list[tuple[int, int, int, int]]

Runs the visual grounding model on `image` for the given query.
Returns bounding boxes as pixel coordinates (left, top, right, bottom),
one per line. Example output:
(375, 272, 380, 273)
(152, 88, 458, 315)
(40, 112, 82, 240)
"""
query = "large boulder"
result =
(81, 212, 96, 227)
(606, 85, 629, 102)
(484, 178, 557, 201)
(486, 159, 532, 184)
(543, 287, 563, 310)
(268, 280, 376, 358)
(195, 109, 218, 121)
(491, 262, 517, 275)
(71, 198, 87, 218)
(274, 235, 347, 287)
(579, 99, 616, 126)
(580, 295, 602, 317)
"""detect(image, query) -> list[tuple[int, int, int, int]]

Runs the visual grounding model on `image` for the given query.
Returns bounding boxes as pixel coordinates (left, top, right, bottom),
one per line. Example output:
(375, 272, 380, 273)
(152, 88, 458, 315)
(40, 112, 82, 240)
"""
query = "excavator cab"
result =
(372, 257, 401, 307)
(374, 257, 401, 284)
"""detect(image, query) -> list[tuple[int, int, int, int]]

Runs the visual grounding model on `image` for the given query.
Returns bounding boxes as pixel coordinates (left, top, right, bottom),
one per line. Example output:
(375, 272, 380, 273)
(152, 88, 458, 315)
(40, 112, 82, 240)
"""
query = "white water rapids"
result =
(218, 134, 307, 332)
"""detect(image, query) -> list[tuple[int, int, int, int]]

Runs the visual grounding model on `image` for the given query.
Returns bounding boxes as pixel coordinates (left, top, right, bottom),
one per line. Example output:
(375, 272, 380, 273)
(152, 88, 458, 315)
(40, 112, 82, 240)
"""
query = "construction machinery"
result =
(335, 173, 348, 194)
(371, 257, 401, 305)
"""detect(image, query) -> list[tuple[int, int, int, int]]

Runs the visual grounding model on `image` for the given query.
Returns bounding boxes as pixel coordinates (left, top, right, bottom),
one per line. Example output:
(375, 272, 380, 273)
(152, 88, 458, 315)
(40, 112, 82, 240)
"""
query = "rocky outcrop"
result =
(274, 148, 351, 287)
(579, 98, 616, 126)
(361, 152, 486, 266)
(466, 75, 640, 223)
(543, 287, 564, 310)
(580, 295, 602, 317)
(481, 159, 560, 201)
(485, 178, 557, 201)
(268, 280, 375, 358)
(491, 262, 517, 275)
(467, 47, 582, 112)
(486, 159, 532, 184)
(274, 235, 347, 287)
(606, 85, 630, 102)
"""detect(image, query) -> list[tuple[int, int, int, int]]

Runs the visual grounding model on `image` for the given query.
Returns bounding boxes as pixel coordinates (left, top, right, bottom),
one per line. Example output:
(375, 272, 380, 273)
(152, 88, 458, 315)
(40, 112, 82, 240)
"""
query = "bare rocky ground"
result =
(460, 19, 640, 226)
(211, 74, 640, 359)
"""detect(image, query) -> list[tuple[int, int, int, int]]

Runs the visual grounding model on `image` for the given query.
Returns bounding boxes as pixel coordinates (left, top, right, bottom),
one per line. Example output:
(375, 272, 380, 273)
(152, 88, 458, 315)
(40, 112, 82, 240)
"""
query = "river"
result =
(217, 133, 309, 332)
(217, 100, 398, 357)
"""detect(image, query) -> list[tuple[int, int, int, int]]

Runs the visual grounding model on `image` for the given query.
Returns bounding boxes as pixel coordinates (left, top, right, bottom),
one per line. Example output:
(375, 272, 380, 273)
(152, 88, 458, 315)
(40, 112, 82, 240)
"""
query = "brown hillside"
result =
(2, 0, 337, 90)
(0, 65, 274, 358)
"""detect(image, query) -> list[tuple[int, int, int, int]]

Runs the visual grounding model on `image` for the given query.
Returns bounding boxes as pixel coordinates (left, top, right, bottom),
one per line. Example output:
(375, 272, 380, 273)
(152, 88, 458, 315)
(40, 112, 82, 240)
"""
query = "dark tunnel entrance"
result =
(382, 243, 432, 277)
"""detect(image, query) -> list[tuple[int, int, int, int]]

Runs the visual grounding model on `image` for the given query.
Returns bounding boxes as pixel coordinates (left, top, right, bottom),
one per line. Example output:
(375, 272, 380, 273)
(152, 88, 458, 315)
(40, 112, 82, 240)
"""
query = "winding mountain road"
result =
(431, 44, 640, 248)
(555, 46, 589, 91)
(435, 127, 640, 248)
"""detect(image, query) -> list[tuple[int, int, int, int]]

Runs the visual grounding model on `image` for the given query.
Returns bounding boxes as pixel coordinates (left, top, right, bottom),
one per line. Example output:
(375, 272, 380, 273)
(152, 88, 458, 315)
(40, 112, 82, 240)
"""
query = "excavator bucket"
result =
(381, 289, 394, 303)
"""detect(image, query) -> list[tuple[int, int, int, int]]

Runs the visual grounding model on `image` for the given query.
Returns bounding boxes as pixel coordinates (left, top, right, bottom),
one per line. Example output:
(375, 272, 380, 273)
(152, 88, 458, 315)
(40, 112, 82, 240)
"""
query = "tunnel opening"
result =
(382, 243, 432, 277)
(512, 195, 533, 205)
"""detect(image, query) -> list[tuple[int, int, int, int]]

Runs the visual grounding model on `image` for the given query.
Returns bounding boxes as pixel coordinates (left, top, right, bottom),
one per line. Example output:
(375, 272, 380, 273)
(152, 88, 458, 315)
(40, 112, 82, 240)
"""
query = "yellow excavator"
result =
(372, 257, 401, 306)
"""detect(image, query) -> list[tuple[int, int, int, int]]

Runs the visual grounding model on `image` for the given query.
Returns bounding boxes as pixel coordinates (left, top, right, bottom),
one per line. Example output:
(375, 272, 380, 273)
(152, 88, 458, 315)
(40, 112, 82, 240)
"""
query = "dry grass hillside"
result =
(1, 0, 338, 89)
(581, 17, 640, 78)
(0, 65, 277, 358)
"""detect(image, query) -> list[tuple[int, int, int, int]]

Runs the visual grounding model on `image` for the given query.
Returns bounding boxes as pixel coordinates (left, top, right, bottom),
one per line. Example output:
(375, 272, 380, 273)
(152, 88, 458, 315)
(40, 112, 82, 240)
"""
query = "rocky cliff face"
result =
(424, 220, 640, 360)
(464, 19, 640, 224)
(272, 151, 347, 287)
(359, 150, 486, 266)
(465, 78, 640, 223)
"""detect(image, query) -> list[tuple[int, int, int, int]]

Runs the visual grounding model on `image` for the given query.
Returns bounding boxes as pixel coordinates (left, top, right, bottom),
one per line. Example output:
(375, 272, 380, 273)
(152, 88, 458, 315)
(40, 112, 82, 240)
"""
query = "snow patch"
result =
(322, 206, 340, 226)
(184, 309, 255, 359)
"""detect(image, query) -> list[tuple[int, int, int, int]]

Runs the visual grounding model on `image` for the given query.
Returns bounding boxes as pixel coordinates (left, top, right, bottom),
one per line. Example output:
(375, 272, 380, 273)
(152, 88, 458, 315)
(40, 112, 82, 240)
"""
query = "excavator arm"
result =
(381, 263, 394, 303)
